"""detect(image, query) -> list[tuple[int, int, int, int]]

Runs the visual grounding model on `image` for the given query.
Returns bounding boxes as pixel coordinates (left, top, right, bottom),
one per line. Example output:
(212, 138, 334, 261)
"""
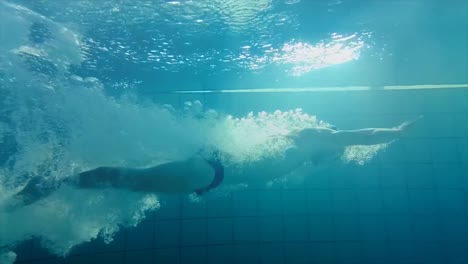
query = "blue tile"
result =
(354, 165, 380, 189)
(378, 144, 407, 163)
(309, 215, 334, 241)
(126, 221, 154, 250)
(284, 243, 315, 264)
(357, 190, 384, 214)
(329, 168, 358, 189)
(180, 246, 207, 264)
(234, 244, 261, 263)
(335, 242, 363, 263)
(331, 190, 358, 214)
(362, 243, 389, 263)
(359, 216, 387, 241)
(284, 216, 308, 241)
(69, 241, 95, 256)
(379, 166, 406, 188)
(157, 196, 182, 220)
(29, 239, 55, 259)
(259, 216, 283, 242)
(412, 216, 441, 242)
(206, 195, 234, 218)
(334, 215, 360, 241)
(142, 210, 157, 223)
(181, 219, 206, 246)
(233, 190, 258, 216)
(258, 190, 282, 215)
(181, 197, 206, 219)
(432, 164, 463, 188)
(458, 140, 468, 166)
(206, 245, 234, 264)
(22, 258, 62, 264)
(431, 139, 459, 163)
(154, 220, 180, 248)
(154, 248, 180, 263)
(402, 139, 432, 163)
(408, 189, 438, 214)
(411, 243, 443, 264)
(94, 230, 126, 253)
(382, 189, 410, 214)
(423, 114, 455, 138)
(459, 163, 468, 189)
(207, 218, 233, 244)
(260, 243, 284, 264)
(439, 216, 468, 241)
(125, 250, 153, 264)
(406, 164, 434, 188)
(387, 242, 418, 263)
(94, 252, 125, 264)
(67, 254, 95, 264)
(440, 242, 468, 263)
(453, 114, 468, 138)
(298, 243, 334, 263)
(437, 189, 466, 214)
(304, 170, 330, 189)
(14, 240, 33, 262)
(385, 215, 414, 241)
(308, 190, 332, 214)
(233, 217, 259, 242)
(283, 190, 308, 215)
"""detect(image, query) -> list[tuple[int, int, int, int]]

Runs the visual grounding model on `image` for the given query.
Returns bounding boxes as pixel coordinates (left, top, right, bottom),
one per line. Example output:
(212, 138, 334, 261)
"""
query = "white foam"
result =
(0, 250, 16, 264)
(0, 186, 159, 256)
(0, 82, 385, 257)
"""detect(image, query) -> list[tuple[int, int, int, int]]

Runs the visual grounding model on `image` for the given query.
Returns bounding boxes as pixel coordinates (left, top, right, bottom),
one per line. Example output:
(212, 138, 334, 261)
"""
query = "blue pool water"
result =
(1, 0, 467, 263)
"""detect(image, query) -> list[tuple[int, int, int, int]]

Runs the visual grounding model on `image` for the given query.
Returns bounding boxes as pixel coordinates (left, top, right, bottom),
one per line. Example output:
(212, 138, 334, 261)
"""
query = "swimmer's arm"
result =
(330, 115, 422, 146)
(292, 116, 422, 147)
(330, 127, 402, 145)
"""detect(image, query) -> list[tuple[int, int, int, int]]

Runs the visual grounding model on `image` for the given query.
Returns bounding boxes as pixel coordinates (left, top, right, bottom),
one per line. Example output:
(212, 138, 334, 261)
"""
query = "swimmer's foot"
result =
(8, 177, 61, 209)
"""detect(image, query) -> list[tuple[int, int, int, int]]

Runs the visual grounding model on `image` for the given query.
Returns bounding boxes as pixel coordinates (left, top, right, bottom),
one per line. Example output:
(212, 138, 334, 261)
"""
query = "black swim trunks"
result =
(194, 152, 224, 195)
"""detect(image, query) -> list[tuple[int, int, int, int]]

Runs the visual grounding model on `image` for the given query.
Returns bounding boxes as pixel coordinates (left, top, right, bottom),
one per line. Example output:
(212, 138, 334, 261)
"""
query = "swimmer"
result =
(7, 115, 422, 209)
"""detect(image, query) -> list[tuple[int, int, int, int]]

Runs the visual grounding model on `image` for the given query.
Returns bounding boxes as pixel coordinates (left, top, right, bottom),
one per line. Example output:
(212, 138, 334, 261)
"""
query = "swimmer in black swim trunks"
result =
(8, 115, 422, 209)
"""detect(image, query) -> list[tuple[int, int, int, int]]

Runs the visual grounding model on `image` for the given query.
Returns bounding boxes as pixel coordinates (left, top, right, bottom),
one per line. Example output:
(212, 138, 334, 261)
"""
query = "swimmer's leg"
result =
(8, 176, 62, 209)
(73, 167, 126, 189)
(6, 167, 125, 210)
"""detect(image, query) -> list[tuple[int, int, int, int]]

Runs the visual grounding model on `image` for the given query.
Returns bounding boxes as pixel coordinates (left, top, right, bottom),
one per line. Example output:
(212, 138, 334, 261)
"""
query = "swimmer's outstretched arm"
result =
(293, 115, 422, 147)
(331, 116, 422, 145)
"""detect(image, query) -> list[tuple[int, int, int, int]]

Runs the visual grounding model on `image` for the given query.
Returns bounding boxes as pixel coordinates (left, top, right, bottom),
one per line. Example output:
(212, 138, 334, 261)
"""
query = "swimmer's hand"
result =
(396, 115, 424, 132)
